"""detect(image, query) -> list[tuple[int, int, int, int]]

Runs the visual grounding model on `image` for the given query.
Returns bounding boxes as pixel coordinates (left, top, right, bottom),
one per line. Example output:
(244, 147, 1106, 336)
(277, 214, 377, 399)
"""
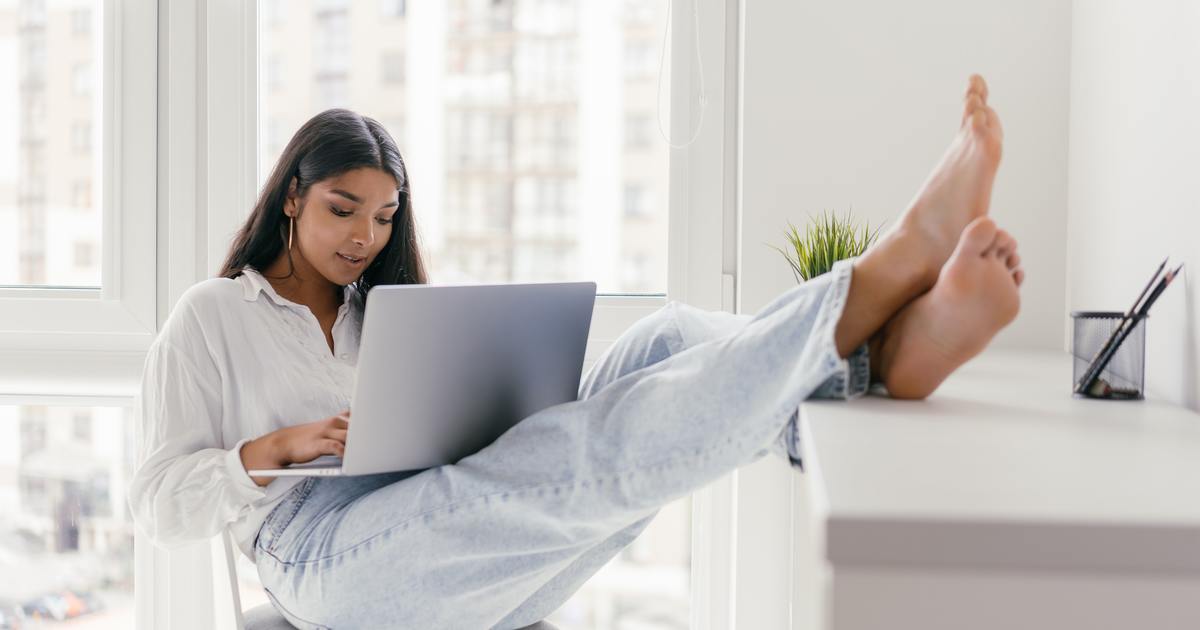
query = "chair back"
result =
(214, 529, 294, 629)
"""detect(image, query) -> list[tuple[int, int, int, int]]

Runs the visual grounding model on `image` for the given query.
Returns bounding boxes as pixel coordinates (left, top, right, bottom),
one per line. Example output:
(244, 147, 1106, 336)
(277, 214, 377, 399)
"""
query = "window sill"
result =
(0, 349, 143, 405)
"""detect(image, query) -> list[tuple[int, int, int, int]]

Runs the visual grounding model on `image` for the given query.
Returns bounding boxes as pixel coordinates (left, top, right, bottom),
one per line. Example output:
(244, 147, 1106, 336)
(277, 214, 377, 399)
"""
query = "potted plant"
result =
(770, 210, 881, 283)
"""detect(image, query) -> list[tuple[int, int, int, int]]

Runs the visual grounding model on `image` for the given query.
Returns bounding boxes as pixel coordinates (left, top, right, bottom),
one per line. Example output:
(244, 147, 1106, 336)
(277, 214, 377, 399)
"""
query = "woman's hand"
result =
(278, 410, 351, 465)
(240, 410, 350, 486)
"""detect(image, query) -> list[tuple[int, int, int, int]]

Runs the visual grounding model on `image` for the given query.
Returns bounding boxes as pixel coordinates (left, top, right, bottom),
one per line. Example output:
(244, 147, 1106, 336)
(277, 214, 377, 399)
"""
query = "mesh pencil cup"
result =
(1070, 311, 1146, 400)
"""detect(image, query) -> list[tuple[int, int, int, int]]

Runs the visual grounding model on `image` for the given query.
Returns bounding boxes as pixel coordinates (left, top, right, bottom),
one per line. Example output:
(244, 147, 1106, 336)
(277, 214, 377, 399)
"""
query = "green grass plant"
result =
(770, 211, 882, 283)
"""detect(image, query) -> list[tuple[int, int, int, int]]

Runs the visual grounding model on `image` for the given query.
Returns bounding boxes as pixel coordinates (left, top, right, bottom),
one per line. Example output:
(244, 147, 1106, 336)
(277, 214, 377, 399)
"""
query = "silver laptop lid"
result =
(341, 281, 595, 475)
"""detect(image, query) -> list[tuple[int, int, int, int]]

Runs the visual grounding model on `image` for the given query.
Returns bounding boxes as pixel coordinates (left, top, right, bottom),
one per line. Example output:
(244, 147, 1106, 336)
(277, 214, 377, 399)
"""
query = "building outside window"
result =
(0, 405, 134, 626)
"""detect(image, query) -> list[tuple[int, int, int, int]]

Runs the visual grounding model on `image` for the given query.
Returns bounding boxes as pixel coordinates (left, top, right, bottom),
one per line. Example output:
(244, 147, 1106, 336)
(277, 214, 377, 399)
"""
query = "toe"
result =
(1006, 251, 1021, 271)
(958, 216, 998, 256)
(1014, 268, 1025, 287)
(989, 229, 1016, 259)
(963, 93, 985, 127)
(965, 74, 988, 103)
(986, 105, 1004, 140)
(970, 106, 992, 134)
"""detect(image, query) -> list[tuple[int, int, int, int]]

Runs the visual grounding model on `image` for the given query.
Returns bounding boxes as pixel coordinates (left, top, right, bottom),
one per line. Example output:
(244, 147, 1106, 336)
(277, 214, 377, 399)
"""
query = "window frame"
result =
(0, 0, 158, 386)
(138, 0, 741, 628)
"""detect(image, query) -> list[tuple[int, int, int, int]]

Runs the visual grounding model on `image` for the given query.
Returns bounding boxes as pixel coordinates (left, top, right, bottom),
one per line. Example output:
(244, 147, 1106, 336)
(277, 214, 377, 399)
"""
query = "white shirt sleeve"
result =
(128, 311, 269, 548)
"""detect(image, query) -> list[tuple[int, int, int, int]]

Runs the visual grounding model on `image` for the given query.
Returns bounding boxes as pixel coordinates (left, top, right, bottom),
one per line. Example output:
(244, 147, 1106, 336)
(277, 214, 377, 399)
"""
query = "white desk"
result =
(799, 349, 1200, 630)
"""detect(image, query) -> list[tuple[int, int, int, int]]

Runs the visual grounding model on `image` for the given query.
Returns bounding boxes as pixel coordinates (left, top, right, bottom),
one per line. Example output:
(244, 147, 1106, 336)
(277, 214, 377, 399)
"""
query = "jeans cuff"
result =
(808, 342, 870, 401)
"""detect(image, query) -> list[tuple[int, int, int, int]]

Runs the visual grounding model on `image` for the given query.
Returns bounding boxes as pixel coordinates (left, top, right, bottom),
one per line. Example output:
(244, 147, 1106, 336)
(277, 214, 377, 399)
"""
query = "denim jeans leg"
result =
(578, 301, 751, 401)
(500, 302, 751, 627)
(255, 259, 862, 629)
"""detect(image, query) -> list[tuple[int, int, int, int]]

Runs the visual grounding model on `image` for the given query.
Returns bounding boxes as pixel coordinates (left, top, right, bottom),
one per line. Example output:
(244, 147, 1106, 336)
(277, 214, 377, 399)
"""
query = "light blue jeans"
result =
(254, 260, 870, 629)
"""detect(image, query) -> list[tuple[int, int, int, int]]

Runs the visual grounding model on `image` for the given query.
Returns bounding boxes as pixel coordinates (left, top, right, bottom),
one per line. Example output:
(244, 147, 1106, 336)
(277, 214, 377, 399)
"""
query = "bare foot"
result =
(891, 74, 1005, 288)
(874, 217, 1023, 400)
(833, 75, 1006, 358)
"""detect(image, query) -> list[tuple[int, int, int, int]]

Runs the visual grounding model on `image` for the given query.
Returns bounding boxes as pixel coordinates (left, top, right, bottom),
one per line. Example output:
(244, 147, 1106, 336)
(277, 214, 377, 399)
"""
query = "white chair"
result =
(216, 529, 295, 630)
(216, 529, 559, 630)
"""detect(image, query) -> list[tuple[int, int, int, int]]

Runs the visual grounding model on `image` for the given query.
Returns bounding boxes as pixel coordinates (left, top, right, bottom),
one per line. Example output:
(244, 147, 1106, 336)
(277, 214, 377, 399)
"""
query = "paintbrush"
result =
(1079, 263, 1183, 397)
(1074, 257, 1168, 395)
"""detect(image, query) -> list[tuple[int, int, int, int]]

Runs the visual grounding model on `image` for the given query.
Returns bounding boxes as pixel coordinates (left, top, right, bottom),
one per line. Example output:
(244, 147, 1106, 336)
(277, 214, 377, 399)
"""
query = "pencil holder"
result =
(1070, 311, 1146, 400)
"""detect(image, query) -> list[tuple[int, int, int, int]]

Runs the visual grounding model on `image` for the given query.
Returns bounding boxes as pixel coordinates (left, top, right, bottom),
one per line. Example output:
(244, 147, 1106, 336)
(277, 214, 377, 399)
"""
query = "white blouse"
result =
(127, 267, 363, 559)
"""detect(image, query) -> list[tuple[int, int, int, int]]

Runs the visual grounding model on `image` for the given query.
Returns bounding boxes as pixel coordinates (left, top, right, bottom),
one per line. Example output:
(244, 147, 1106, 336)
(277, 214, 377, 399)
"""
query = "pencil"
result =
(1074, 258, 1168, 394)
(1079, 264, 1182, 397)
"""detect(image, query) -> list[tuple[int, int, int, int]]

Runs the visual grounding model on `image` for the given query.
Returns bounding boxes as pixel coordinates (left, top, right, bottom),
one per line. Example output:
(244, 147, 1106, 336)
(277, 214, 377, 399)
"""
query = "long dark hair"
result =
(218, 109, 427, 304)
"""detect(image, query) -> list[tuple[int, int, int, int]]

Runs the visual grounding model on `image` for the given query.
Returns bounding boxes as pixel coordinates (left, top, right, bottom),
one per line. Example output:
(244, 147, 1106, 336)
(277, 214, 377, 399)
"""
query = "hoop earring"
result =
(288, 216, 294, 252)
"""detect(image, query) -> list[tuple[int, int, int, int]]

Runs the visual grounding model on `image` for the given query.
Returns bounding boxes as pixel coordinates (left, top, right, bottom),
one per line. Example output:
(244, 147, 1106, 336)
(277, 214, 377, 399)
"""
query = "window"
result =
(73, 411, 91, 440)
(7, 0, 732, 623)
(624, 113, 653, 150)
(262, 0, 285, 28)
(71, 7, 91, 36)
(314, 72, 349, 110)
(379, 0, 405, 18)
(0, 0, 158, 400)
(265, 53, 283, 92)
(259, 0, 667, 295)
(381, 50, 405, 85)
(383, 116, 406, 149)
(0, 404, 135, 626)
(623, 182, 650, 218)
(313, 8, 349, 76)
(1, 3, 102, 288)
(253, 2, 695, 626)
(72, 61, 91, 96)
(622, 38, 656, 80)
(72, 120, 91, 153)
(70, 179, 92, 210)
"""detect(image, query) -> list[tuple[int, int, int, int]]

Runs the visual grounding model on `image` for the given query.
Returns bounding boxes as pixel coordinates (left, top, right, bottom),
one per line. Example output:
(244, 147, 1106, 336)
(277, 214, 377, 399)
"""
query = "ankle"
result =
(863, 227, 939, 296)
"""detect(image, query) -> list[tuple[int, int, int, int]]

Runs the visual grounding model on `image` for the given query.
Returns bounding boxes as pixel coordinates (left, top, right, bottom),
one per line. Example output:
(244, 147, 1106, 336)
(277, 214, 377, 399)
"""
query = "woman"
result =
(130, 76, 1022, 629)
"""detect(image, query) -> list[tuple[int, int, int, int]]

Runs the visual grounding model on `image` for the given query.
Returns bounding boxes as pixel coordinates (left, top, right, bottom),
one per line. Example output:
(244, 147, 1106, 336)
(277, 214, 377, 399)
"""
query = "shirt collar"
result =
(239, 266, 358, 309)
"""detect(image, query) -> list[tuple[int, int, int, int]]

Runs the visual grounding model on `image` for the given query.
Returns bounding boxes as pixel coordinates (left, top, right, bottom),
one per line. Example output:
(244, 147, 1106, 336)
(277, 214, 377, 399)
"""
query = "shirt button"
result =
(340, 353, 349, 360)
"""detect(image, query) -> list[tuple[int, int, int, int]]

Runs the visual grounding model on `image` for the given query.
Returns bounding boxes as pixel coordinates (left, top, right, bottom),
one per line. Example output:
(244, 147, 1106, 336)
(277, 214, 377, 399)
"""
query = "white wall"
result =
(739, 0, 1073, 349)
(735, 2, 1074, 628)
(1067, 0, 1200, 412)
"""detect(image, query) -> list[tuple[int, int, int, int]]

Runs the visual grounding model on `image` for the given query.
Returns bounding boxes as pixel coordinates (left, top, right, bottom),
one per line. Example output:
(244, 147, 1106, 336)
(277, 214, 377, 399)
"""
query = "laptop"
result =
(248, 281, 596, 477)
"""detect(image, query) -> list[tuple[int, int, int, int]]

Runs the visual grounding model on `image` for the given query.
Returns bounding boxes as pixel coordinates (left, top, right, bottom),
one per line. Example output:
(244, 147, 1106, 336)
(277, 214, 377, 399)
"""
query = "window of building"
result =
(622, 38, 656, 80)
(71, 7, 91, 36)
(381, 50, 405, 85)
(265, 53, 284, 92)
(72, 411, 91, 441)
(624, 113, 653, 149)
(72, 120, 91, 153)
(71, 179, 92, 210)
(379, 0, 405, 18)
(623, 182, 650, 218)
(72, 61, 90, 96)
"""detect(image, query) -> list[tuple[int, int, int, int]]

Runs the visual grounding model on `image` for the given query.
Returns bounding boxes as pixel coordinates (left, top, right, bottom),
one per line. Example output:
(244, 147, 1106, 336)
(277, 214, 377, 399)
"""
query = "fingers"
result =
(322, 411, 351, 457)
